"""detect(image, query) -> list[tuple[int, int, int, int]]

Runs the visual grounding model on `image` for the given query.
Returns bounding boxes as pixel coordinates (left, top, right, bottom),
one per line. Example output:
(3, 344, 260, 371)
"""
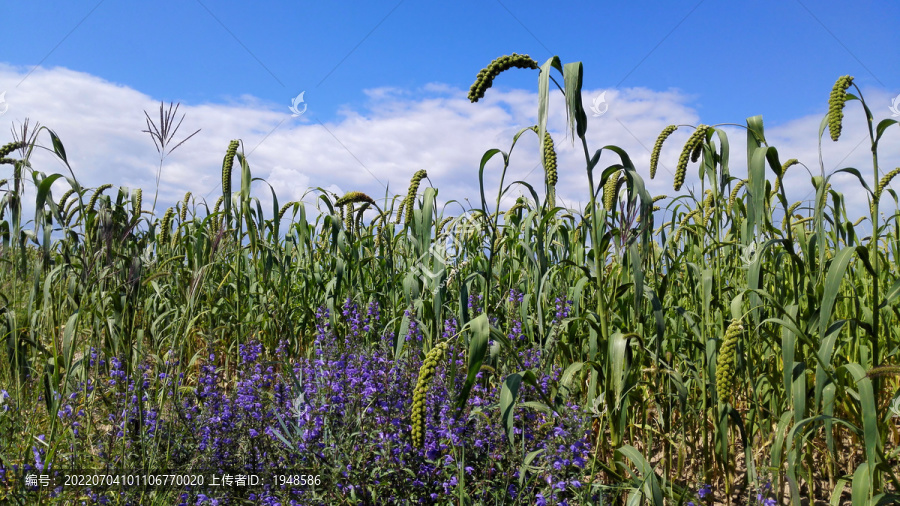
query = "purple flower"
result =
(698, 483, 712, 498)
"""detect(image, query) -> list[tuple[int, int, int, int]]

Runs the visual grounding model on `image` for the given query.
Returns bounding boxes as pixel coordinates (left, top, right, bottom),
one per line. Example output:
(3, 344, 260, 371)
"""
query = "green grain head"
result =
(675, 125, 709, 192)
(344, 202, 355, 233)
(212, 196, 224, 216)
(88, 184, 113, 212)
(672, 208, 700, 244)
(504, 198, 527, 221)
(701, 189, 715, 229)
(0, 141, 27, 159)
(716, 319, 743, 401)
(159, 207, 174, 244)
(411, 340, 450, 448)
(63, 198, 79, 226)
(874, 167, 900, 204)
(827, 75, 854, 141)
(222, 140, 240, 196)
(180, 191, 192, 222)
(542, 130, 558, 187)
(57, 188, 76, 215)
(728, 179, 746, 214)
(133, 188, 142, 220)
(403, 170, 428, 227)
(771, 159, 799, 198)
(278, 201, 297, 221)
(603, 171, 623, 212)
(335, 191, 376, 208)
(468, 54, 539, 103)
(436, 216, 453, 237)
(650, 125, 677, 180)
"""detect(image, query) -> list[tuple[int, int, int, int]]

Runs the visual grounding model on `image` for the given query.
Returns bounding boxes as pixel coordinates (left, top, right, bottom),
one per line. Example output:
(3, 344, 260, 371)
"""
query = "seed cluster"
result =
(701, 189, 715, 229)
(672, 209, 700, 244)
(875, 167, 900, 204)
(278, 201, 296, 222)
(344, 202, 354, 233)
(542, 131, 558, 187)
(603, 171, 624, 212)
(828, 75, 854, 142)
(63, 198, 79, 225)
(0, 140, 27, 161)
(222, 140, 240, 196)
(212, 196, 224, 216)
(57, 189, 76, 216)
(728, 180, 746, 214)
(335, 191, 376, 208)
(133, 189, 142, 221)
(396, 170, 428, 226)
(504, 199, 527, 221)
(159, 207, 174, 244)
(716, 319, 743, 401)
(436, 216, 453, 237)
(411, 340, 449, 448)
(771, 159, 799, 198)
(674, 125, 709, 192)
(650, 125, 677, 180)
(467, 54, 539, 103)
(88, 184, 113, 212)
(180, 192, 192, 222)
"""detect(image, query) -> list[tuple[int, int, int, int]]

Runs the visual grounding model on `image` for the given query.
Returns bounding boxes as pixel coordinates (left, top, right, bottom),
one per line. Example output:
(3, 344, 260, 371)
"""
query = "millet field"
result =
(0, 54, 899, 505)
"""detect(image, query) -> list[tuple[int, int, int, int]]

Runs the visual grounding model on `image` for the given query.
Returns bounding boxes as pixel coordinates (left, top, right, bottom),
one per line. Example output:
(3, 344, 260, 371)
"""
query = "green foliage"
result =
(0, 64, 899, 505)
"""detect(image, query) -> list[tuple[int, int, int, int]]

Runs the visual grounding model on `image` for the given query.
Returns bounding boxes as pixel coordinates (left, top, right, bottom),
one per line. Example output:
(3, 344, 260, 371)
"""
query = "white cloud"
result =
(0, 63, 896, 233)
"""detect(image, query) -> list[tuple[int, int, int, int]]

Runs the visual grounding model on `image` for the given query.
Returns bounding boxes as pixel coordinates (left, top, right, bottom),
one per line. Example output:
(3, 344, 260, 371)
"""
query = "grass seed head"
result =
(180, 191, 192, 222)
(278, 201, 296, 221)
(411, 341, 449, 447)
(344, 202, 355, 233)
(88, 184, 113, 212)
(212, 196, 224, 215)
(672, 208, 701, 243)
(63, 198, 79, 225)
(603, 171, 623, 212)
(0, 140, 27, 159)
(690, 138, 703, 163)
(57, 188, 76, 215)
(436, 216, 453, 237)
(650, 125, 677, 180)
(828, 75, 854, 141)
(675, 125, 708, 192)
(403, 170, 428, 227)
(716, 319, 743, 401)
(159, 207, 174, 244)
(468, 54, 539, 103)
(222, 140, 240, 196)
(874, 167, 900, 204)
(134, 188, 142, 219)
(701, 189, 715, 229)
(728, 180, 746, 214)
(335, 191, 376, 208)
(542, 131, 558, 187)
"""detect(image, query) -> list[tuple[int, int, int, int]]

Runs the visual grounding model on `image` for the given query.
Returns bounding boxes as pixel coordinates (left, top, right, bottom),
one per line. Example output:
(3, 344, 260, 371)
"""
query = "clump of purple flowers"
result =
(3, 290, 597, 505)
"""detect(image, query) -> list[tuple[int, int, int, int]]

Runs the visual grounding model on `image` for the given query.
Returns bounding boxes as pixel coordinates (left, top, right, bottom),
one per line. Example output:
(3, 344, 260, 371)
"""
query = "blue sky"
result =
(0, 0, 898, 222)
